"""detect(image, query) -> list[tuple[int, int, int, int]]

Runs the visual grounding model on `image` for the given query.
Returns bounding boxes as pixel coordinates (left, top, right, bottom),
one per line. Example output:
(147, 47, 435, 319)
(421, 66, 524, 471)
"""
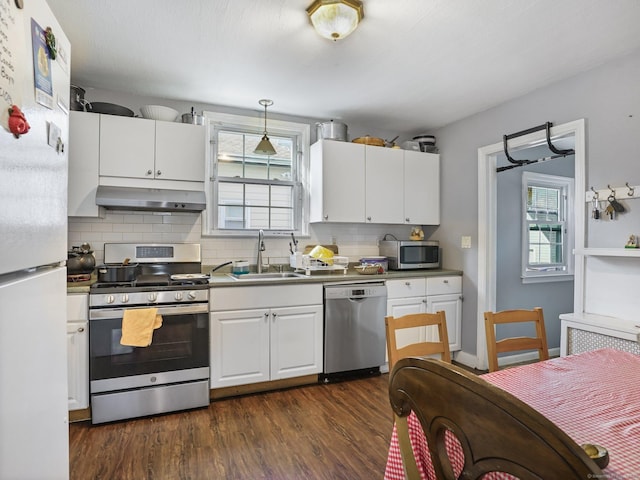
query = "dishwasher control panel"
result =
(324, 282, 386, 300)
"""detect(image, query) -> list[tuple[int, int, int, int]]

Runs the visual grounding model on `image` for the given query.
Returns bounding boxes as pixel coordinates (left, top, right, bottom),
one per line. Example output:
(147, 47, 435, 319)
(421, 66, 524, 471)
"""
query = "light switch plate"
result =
(461, 236, 472, 249)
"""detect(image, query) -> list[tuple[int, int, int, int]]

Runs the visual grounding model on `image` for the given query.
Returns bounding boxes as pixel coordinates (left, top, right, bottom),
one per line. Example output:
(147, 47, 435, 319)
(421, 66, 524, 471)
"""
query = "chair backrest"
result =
(389, 357, 602, 480)
(385, 311, 451, 371)
(484, 307, 549, 372)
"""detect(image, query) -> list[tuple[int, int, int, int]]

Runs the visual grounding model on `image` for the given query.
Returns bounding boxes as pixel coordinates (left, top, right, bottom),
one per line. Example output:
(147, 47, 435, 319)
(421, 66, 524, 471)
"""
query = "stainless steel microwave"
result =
(379, 240, 440, 270)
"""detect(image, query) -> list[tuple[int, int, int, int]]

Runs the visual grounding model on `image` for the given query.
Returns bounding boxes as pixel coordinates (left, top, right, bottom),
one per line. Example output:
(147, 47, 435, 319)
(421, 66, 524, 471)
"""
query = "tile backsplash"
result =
(68, 211, 415, 268)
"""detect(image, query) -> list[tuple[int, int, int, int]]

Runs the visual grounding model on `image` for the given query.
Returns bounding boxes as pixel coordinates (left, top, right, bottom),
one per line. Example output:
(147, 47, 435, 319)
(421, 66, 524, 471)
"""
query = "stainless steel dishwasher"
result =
(322, 282, 387, 381)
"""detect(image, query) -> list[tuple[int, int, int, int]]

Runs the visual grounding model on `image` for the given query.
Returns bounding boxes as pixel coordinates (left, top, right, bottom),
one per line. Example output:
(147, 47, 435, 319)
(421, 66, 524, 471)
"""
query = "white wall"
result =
(433, 48, 640, 357)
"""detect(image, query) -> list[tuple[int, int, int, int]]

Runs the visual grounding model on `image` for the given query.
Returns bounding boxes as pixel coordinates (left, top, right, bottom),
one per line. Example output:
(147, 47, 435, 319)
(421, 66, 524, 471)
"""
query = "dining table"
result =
(384, 348, 640, 480)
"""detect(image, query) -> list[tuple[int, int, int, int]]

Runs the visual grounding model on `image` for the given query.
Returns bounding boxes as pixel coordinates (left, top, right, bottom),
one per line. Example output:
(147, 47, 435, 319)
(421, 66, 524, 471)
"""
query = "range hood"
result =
(95, 185, 206, 212)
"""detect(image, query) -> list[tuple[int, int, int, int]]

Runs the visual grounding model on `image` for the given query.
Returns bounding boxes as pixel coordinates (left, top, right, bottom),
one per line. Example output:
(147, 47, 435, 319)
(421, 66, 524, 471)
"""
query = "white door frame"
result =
(476, 119, 586, 370)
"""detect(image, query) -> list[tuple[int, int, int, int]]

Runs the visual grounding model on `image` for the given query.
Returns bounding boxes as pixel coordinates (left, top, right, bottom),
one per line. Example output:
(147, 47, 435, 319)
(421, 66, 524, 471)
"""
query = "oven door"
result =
(89, 304, 209, 384)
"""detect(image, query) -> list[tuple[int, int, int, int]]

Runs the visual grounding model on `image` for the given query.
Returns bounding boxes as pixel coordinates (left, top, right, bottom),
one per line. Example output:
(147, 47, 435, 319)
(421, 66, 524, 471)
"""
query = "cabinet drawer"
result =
(426, 276, 461, 295)
(210, 284, 323, 311)
(67, 294, 89, 322)
(386, 278, 426, 299)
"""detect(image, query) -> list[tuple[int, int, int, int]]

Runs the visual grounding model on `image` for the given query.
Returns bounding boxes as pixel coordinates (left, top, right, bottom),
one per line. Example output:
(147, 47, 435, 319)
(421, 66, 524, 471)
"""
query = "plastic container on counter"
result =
(232, 260, 249, 275)
(359, 256, 388, 272)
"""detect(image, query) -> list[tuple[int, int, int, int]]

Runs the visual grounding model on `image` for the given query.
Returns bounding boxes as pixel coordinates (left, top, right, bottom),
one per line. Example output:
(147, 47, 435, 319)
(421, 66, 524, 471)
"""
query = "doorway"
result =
(476, 120, 586, 370)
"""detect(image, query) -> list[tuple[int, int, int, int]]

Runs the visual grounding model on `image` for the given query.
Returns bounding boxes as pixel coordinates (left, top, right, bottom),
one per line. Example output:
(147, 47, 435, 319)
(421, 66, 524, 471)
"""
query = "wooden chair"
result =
(389, 357, 603, 480)
(385, 311, 451, 372)
(484, 307, 549, 373)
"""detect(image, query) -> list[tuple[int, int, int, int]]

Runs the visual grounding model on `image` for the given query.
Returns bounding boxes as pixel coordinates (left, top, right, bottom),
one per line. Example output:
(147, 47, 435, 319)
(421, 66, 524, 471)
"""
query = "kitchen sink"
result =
(226, 272, 308, 281)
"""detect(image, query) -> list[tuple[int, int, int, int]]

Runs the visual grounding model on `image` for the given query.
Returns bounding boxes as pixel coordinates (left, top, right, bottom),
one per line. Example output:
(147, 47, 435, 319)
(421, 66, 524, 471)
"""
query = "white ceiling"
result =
(47, 0, 640, 133)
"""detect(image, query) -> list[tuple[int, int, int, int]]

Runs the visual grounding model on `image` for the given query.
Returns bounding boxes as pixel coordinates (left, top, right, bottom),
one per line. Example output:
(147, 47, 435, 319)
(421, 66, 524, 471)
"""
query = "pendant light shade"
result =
(306, 0, 364, 41)
(254, 99, 276, 156)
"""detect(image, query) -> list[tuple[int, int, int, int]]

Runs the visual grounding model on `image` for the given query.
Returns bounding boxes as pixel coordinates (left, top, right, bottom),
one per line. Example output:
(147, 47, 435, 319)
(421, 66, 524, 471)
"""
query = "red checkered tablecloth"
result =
(385, 348, 640, 479)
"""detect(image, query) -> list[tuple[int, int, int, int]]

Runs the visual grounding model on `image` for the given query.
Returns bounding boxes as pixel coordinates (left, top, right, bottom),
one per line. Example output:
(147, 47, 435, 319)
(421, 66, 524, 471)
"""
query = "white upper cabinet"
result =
(310, 140, 440, 225)
(99, 115, 206, 184)
(68, 112, 103, 217)
(310, 140, 365, 223)
(365, 146, 404, 223)
(99, 115, 156, 179)
(155, 121, 207, 182)
(404, 150, 440, 225)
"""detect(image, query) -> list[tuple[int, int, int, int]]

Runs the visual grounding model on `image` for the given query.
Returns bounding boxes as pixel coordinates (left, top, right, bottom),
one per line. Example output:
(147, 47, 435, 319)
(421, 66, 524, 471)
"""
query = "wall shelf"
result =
(574, 247, 640, 257)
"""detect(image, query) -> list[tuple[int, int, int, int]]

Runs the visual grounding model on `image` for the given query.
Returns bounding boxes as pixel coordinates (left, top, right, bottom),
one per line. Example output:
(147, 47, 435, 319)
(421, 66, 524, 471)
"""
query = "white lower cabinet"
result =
(387, 278, 428, 353)
(210, 284, 323, 388)
(66, 294, 89, 411)
(386, 276, 462, 355)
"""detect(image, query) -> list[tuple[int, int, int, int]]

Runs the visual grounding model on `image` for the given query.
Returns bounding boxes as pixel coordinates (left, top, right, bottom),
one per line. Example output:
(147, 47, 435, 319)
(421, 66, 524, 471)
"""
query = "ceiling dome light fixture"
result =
(254, 99, 277, 156)
(306, 0, 364, 41)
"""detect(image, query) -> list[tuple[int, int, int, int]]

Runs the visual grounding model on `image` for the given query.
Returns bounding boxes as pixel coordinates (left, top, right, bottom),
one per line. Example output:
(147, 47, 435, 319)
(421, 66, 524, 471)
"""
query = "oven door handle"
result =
(90, 304, 208, 320)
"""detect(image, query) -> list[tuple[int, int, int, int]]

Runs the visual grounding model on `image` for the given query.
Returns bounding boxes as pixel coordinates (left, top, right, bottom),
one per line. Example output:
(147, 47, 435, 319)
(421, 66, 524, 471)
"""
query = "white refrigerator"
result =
(0, 0, 71, 478)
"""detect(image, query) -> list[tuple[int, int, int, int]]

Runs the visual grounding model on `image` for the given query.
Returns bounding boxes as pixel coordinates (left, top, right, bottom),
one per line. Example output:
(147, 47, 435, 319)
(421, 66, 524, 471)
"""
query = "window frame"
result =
(202, 111, 310, 238)
(521, 172, 575, 284)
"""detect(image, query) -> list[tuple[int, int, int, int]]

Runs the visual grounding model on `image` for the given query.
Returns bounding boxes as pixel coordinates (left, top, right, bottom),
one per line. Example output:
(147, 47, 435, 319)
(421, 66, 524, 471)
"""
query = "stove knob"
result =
(147, 292, 158, 302)
(106, 294, 115, 304)
(188, 290, 197, 300)
(121, 294, 129, 303)
(175, 292, 184, 301)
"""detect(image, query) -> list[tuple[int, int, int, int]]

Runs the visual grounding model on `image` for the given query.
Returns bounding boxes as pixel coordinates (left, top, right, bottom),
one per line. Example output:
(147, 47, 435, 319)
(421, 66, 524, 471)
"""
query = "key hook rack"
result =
(586, 182, 640, 202)
(498, 122, 575, 172)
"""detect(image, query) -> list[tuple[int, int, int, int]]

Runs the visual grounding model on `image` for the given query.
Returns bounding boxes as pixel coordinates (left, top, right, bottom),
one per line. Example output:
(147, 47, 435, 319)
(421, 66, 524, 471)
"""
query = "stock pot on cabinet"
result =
(316, 120, 348, 141)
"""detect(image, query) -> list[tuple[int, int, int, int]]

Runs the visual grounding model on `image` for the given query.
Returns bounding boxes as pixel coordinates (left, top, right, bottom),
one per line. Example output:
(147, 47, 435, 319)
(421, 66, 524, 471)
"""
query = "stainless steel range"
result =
(89, 243, 210, 424)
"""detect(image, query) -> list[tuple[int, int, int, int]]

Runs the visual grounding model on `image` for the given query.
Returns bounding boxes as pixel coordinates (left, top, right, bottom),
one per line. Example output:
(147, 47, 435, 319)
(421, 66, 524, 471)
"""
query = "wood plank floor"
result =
(69, 374, 394, 480)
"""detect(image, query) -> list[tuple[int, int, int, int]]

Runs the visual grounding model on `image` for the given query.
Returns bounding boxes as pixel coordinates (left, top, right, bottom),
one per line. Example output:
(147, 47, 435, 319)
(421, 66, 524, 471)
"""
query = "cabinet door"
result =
(365, 146, 404, 223)
(404, 151, 440, 225)
(386, 297, 427, 355)
(67, 321, 88, 410)
(310, 140, 365, 222)
(155, 122, 206, 182)
(426, 293, 462, 352)
(270, 305, 323, 380)
(99, 115, 155, 179)
(210, 309, 270, 388)
(68, 112, 103, 217)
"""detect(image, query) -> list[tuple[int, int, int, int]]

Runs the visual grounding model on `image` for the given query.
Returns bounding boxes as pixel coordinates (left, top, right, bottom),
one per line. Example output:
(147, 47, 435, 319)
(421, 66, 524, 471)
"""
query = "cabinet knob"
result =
(156, 170, 162, 176)
(146, 169, 153, 175)
(443, 280, 449, 284)
(264, 312, 269, 319)
(422, 299, 427, 303)
(367, 216, 372, 221)
(324, 214, 328, 220)
(405, 281, 411, 286)
(272, 312, 277, 321)
(77, 327, 84, 333)
(406, 218, 410, 222)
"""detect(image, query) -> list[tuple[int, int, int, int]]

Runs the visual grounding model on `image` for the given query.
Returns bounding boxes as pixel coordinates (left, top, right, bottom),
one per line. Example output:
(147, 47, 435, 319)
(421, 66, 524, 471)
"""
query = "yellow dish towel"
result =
(120, 308, 164, 347)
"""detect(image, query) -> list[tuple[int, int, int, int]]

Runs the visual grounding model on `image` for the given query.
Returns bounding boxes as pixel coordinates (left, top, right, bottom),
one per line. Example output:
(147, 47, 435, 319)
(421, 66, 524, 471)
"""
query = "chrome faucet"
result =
(257, 229, 266, 274)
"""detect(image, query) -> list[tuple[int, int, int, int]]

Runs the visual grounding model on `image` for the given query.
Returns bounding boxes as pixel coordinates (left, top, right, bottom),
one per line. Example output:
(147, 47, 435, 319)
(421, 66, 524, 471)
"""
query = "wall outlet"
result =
(461, 236, 472, 249)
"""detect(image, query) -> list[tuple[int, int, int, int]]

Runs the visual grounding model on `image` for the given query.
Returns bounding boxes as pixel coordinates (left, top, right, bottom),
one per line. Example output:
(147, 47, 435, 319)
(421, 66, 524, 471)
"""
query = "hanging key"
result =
(605, 204, 615, 219)
(592, 196, 600, 219)
(608, 195, 626, 213)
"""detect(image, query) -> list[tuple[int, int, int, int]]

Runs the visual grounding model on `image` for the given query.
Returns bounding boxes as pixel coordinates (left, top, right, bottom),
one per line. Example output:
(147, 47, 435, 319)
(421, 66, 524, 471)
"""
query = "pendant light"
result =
(254, 99, 277, 156)
(306, 0, 364, 41)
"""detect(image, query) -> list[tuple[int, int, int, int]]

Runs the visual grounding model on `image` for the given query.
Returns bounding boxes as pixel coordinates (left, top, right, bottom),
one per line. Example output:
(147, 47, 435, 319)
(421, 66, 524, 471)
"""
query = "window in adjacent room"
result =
(521, 172, 574, 283)
(203, 112, 310, 237)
